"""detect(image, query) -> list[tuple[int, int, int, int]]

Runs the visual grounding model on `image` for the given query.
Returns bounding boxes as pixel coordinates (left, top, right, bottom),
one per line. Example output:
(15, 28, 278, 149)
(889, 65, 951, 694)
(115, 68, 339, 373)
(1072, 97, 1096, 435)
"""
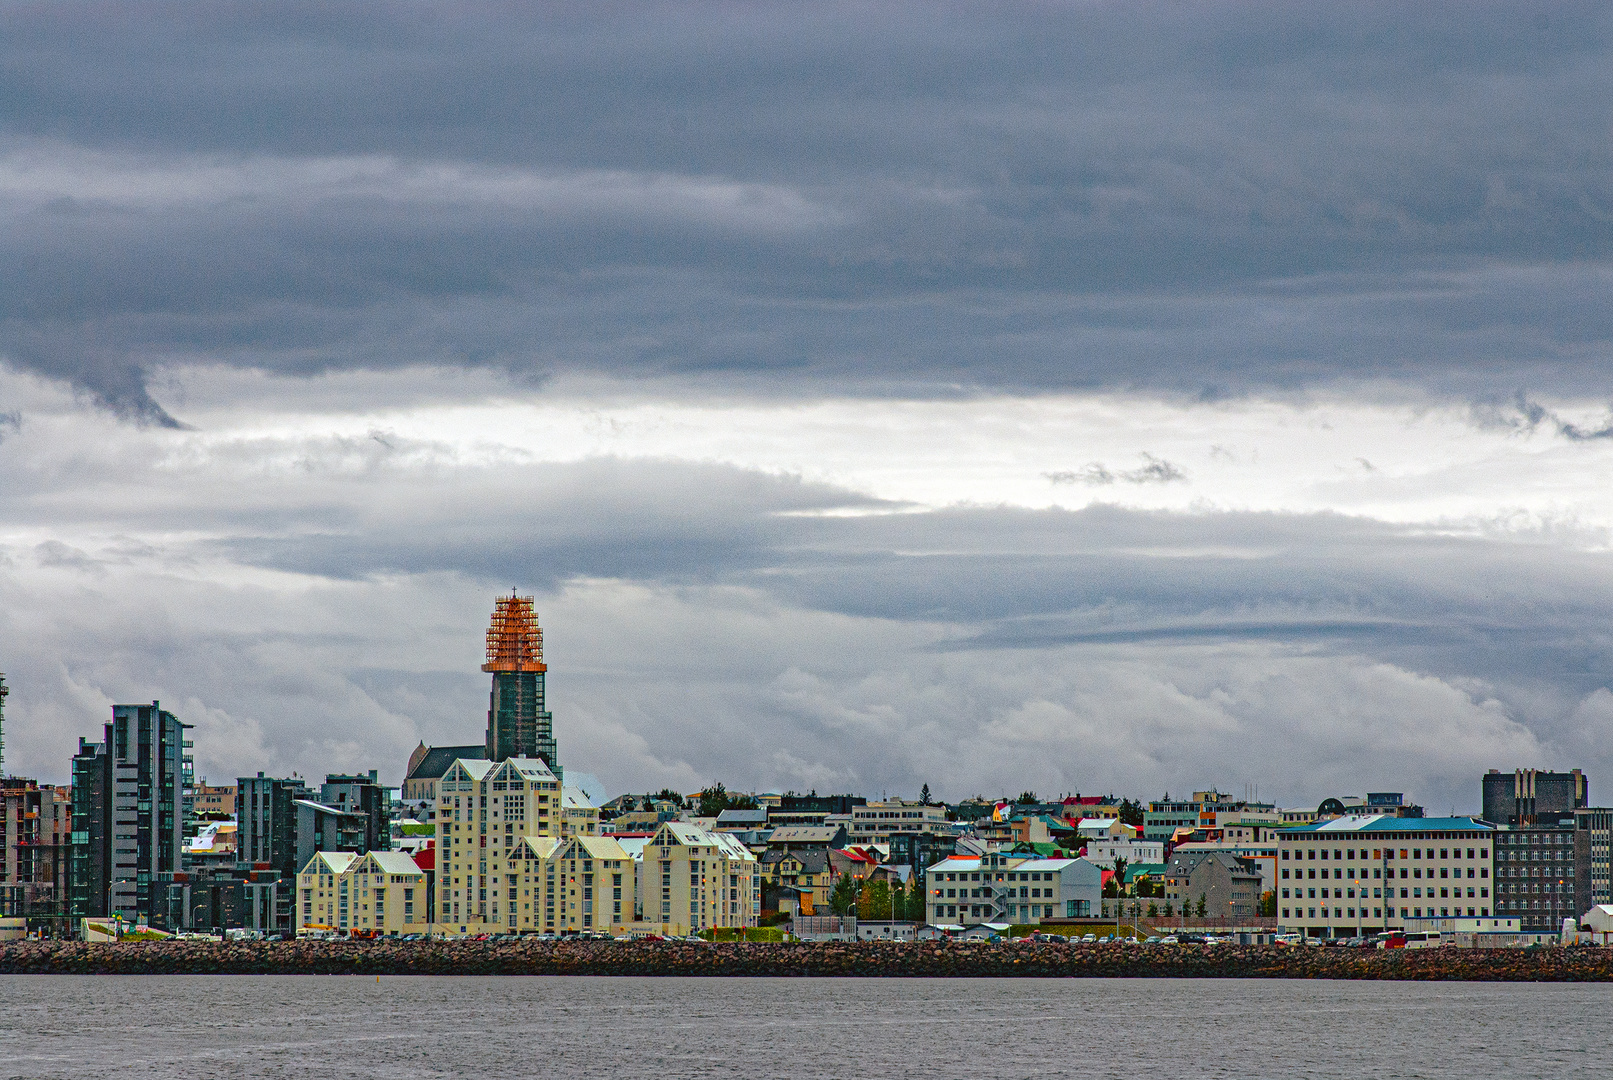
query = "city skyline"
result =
(1, 5, 1612, 814)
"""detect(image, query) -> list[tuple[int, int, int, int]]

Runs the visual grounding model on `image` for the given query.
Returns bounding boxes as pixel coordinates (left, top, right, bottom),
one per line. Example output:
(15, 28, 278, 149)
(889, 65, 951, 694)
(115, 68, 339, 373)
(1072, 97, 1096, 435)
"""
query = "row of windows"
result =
(1283, 886, 1487, 900)
(1283, 866, 1485, 880)
(1282, 905, 1489, 920)
(1282, 846, 1486, 861)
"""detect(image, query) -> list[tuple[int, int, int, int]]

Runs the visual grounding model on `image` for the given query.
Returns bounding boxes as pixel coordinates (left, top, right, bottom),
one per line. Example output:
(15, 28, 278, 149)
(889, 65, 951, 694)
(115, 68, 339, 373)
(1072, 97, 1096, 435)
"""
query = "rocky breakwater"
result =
(3, 940, 1613, 980)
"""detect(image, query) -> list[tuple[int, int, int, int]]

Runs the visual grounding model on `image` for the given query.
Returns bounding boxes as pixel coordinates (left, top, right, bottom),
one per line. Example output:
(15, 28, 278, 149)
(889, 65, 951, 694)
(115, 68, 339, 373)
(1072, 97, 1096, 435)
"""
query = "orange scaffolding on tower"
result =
(482, 595, 547, 673)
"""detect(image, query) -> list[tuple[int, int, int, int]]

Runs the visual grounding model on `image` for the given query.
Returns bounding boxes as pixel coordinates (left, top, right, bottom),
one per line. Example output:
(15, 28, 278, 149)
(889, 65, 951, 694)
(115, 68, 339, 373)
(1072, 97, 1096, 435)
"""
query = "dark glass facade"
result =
(69, 703, 191, 926)
(486, 670, 555, 766)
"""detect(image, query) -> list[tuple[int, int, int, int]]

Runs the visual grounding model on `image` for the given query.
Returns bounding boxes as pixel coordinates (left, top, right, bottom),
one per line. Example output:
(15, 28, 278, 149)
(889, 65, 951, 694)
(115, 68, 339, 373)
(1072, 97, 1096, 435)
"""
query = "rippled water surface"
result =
(0, 974, 1607, 1079)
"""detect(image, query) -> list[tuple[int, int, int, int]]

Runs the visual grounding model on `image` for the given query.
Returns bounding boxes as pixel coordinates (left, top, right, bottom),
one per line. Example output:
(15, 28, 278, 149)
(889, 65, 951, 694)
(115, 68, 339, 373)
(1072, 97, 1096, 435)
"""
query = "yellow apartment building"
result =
(296, 850, 427, 936)
(433, 757, 563, 928)
(636, 821, 759, 936)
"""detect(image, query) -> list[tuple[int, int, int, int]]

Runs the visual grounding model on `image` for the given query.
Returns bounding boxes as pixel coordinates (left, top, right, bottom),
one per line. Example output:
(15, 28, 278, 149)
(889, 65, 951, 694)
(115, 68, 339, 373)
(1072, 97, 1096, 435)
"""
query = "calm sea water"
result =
(0, 975, 1606, 1079)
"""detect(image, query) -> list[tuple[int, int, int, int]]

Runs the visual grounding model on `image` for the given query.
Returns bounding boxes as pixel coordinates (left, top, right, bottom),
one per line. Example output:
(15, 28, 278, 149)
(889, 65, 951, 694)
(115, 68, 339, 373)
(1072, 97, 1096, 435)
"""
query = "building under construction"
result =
(483, 595, 557, 768)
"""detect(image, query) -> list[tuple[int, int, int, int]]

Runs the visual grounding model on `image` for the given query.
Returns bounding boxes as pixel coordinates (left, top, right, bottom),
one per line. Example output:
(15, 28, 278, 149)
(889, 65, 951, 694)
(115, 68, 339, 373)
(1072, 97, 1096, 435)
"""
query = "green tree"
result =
(653, 788, 683, 807)
(1118, 798, 1145, 828)
(1196, 893, 1208, 918)
(919, 783, 932, 806)
(1258, 890, 1277, 917)
(858, 878, 894, 921)
(727, 793, 759, 811)
(1111, 856, 1129, 895)
(696, 784, 730, 818)
(1016, 791, 1039, 805)
(906, 876, 927, 922)
(1162, 901, 1174, 917)
(1147, 902, 1159, 918)
(829, 872, 857, 916)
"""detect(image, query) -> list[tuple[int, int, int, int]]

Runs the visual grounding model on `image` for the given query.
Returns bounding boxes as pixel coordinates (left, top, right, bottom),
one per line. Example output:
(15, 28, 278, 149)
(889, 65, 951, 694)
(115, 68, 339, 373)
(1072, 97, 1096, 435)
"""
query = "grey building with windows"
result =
(1493, 817, 1577, 933)
(236, 772, 381, 934)
(68, 702, 193, 926)
(1573, 808, 1613, 920)
(319, 771, 389, 854)
(1482, 769, 1587, 827)
(1161, 849, 1265, 919)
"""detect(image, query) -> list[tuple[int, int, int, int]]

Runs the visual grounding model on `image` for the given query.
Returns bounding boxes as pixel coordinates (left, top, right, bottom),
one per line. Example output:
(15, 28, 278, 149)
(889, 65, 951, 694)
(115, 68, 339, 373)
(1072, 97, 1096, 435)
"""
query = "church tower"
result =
(482, 595, 556, 767)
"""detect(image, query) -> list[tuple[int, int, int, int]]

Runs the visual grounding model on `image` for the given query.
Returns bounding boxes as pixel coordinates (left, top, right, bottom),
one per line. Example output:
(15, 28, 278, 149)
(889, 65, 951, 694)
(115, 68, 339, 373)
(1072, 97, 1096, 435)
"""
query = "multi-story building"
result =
(767, 794, 866, 828)
(760, 848, 832, 914)
(1144, 791, 1276, 842)
(1158, 822, 1281, 895)
(924, 851, 1101, 926)
(433, 756, 563, 927)
(1574, 807, 1613, 918)
(1276, 816, 1494, 939)
(68, 702, 192, 926)
(1, 777, 72, 928)
(483, 595, 558, 768)
(1493, 818, 1577, 933)
(1085, 835, 1164, 870)
(296, 849, 427, 936)
(236, 772, 384, 935)
(560, 786, 600, 837)
(191, 782, 235, 818)
(635, 821, 758, 936)
(1160, 850, 1266, 918)
(1482, 768, 1588, 827)
(319, 771, 390, 854)
(886, 832, 958, 881)
(237, 774, 308, 869)
(843, 799, 950, 845)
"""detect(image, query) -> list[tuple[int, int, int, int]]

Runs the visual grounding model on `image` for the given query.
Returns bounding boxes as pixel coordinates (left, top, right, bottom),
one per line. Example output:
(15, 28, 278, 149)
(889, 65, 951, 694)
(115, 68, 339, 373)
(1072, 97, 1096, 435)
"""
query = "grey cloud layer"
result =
(2, 443, 1607, 811)
(3, 2, 1613, 419)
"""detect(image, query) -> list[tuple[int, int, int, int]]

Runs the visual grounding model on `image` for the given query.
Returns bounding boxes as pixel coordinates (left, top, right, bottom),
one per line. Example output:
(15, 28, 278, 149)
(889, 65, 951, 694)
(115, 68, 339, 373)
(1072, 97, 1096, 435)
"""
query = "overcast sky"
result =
(2, 2, 1612, 813)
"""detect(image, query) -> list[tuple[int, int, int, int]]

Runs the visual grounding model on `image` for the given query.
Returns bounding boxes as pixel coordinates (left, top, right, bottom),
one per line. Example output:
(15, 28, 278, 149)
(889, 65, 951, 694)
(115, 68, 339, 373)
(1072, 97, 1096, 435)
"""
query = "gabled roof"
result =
(496, 758, 559, 784)
(364, 851, 425, 875)
(443, 759, 496, 783)
(762, 848, 830, 872)
(405, 745, 486, 781)
(300, 851, 360, 875)
(1165, 849, 1263, 878)
(511, 835, 564, 861)
(565, 772, 609, 806)
(550, 835, 632, 861)
(562, 786, 595, 809)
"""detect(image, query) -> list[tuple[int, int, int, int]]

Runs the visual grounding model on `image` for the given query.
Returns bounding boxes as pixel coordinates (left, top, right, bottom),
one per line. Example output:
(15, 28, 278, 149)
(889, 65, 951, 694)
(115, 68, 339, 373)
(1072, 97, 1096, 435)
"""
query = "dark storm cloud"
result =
(2, 1, 1613, 416)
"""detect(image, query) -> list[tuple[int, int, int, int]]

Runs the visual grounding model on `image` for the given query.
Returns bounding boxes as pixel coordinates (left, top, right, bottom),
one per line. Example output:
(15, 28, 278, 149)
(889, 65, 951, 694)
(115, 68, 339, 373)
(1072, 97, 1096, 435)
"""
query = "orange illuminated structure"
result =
(482, 595, 547, 673)
(482, 595, 557, 767)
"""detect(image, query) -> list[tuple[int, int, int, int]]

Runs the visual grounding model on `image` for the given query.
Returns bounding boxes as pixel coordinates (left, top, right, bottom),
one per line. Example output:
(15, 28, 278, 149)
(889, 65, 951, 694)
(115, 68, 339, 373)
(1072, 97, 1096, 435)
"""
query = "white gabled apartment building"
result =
(1276, 816, 1495, 939)
(925, 851, 1102, 927)
(297, 850, 428, 936)
(636, 821, 760, 936)
(424, 765, 758, 937)
(505, 834, 636, 934)
(432, 756, 562, 932)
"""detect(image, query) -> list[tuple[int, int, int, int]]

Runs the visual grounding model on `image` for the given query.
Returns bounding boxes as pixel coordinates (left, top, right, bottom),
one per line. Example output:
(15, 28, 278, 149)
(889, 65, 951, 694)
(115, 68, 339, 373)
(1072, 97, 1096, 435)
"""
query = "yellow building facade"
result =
(433, 757, 562, 930)
(636, 822, 759, 936)
(296, 850, 427, 936)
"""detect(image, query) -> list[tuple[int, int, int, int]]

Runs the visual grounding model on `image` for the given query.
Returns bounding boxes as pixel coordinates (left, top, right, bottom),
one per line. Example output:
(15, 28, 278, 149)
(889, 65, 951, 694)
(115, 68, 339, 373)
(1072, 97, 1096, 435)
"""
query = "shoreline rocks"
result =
(2, 940, 1611, 980)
